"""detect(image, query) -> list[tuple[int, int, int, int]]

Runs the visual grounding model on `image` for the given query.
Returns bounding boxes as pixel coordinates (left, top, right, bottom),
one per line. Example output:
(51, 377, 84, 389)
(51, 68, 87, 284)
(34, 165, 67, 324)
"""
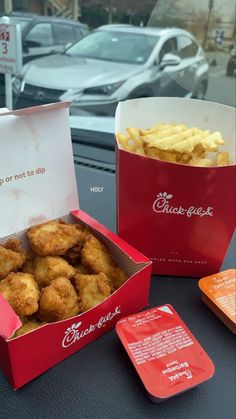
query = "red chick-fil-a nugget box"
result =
(0, 103, 152, 389)
(116, 305, 215, 402)
(115, 97, 236, 277)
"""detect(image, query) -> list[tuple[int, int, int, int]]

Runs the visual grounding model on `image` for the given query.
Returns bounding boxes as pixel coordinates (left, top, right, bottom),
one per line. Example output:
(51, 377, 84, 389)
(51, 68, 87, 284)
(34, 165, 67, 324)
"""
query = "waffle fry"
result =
(216, 152, 229, 166)
(189, 157, 214, 167)
(143, 125, 192, 146)
(116, 132, 145, 156)
(116, 122, 229, 167)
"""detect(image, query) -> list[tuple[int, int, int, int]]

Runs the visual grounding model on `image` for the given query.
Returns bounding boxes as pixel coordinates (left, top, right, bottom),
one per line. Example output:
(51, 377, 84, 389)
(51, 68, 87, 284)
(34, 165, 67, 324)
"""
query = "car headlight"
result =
(83, 81, 124, 95)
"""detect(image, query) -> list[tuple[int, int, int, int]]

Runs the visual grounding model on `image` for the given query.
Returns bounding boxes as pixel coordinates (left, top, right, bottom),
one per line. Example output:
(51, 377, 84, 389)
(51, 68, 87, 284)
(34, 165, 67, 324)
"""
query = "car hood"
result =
(23, 54, 143, 89)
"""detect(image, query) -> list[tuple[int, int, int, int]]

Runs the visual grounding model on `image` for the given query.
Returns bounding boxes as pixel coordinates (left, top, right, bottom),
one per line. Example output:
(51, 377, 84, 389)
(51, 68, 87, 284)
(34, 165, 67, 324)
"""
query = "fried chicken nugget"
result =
(63, 226, 91, 265)
(34, 256, 75, 288)
(0, 272, 40, 317)
(22, 258, 35, 275)
(108, 266, 128, 291)
(27, 220, 82, 256)
(74, 273, 111, 312)
(39, 277, 79, 322)
(0, 246, 26, 280)
(13, 320, 43, 338)
(3, 238, 24, 253)
(73, 264, 90, 274)
(81, 234, 128, 291)
(63, 243, 83, 265)
(81, 234, 114, 274)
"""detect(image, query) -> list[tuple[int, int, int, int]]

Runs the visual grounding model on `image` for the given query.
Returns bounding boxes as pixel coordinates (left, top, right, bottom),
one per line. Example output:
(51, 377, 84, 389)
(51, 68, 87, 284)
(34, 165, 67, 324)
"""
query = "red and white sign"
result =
(0, 23, 22, 75)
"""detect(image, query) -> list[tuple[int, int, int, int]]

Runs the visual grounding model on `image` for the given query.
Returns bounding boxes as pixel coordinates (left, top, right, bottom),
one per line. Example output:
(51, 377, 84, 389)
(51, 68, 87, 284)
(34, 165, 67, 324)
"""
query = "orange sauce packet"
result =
(198, 269, 236, 334)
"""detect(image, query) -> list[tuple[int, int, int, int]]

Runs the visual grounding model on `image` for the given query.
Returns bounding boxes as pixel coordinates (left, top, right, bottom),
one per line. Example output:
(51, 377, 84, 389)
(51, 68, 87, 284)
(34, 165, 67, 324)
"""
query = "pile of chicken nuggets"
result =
(0, 219, 128, 338)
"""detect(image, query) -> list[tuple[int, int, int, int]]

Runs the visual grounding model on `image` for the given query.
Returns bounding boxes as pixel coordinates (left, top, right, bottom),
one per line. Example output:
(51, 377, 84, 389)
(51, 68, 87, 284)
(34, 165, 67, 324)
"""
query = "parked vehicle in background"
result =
(13, 26, 209, 115)
(226, 43, 236, 76)
(0, 12, 89, 64)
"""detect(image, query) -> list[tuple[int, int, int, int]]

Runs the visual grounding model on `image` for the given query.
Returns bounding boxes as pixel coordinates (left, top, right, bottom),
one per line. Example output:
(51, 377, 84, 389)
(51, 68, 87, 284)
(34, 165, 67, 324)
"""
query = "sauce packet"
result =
(199, 269, 236, 334)
(116, 304, 215, 402)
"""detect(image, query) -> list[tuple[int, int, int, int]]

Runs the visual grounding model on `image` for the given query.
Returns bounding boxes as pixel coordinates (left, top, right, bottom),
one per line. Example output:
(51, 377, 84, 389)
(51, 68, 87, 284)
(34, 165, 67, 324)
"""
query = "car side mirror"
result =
(159, 53, 181, 69)
(23, 40, 41, 52)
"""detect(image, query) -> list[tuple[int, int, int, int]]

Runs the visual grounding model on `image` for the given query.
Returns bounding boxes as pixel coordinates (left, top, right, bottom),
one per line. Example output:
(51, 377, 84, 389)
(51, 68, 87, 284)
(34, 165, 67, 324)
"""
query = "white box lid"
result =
(0, 102, 79, 237)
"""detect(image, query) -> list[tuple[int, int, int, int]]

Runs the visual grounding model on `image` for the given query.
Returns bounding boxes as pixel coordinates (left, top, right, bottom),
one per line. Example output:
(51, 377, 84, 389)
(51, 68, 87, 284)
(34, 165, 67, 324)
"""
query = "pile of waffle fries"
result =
(117, 123, 229, 166)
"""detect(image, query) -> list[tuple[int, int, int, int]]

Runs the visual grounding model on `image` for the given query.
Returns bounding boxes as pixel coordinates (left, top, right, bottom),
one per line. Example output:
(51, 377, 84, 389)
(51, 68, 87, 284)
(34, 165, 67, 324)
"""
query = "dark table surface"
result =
(0, 143, 235, 419)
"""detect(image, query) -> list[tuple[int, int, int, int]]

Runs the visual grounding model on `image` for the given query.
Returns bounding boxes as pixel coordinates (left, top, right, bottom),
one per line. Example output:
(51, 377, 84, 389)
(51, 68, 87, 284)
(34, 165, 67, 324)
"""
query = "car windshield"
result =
(66, 30, 159, 64)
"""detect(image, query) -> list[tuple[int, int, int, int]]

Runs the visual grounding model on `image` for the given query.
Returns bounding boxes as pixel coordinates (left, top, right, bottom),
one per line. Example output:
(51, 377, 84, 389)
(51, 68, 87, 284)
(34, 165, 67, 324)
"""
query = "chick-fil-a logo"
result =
(62, 306, 121, 348)
(153, 192, 213, 218)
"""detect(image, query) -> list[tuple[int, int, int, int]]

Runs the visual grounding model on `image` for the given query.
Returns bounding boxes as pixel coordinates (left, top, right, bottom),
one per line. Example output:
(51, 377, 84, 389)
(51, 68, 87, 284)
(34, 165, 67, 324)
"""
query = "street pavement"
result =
(206, 51, 235, 107)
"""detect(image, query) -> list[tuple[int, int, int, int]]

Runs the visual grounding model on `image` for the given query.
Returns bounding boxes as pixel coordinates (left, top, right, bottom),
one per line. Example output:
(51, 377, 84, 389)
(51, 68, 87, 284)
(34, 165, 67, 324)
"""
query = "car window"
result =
(159, 37, 178, 61)
(66, 30, 159, 64)
(53, 24, 76, 45)
(25, 23, 54, 47)
(177, 35, 199, 58)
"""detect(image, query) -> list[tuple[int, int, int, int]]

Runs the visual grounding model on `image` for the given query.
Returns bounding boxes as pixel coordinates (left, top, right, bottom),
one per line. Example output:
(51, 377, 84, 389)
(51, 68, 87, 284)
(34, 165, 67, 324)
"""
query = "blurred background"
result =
(0, 0, 235, 111)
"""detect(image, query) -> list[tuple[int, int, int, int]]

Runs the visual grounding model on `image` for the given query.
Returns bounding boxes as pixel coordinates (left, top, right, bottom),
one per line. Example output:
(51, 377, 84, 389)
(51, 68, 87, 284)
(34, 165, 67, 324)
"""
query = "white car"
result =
(14, 26, 209, 116)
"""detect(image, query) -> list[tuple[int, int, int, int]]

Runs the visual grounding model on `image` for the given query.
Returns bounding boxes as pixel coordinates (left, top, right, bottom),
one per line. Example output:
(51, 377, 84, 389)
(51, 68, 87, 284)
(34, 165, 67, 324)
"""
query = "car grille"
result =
(23, 84, 65, 100)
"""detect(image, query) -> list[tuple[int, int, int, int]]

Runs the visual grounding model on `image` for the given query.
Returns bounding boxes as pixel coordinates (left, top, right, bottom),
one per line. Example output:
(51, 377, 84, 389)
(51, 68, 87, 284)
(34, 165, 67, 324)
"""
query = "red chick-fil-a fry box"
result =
(116, 305, 215, 402)
(115, 97, 236, 277)
(198, 269, 236, 334)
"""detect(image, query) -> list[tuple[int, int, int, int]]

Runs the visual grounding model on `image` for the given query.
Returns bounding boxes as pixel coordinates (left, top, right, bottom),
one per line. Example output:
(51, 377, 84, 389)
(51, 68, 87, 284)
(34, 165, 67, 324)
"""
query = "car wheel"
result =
(226, 61, 234, 76)
(193, 81, 207, 100)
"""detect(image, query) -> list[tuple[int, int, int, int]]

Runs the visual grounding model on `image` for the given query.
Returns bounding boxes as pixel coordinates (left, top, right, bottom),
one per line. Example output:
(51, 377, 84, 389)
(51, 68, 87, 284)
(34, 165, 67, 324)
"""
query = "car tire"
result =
(193, 80, 208, 100)
(226, 61, 234, 76)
